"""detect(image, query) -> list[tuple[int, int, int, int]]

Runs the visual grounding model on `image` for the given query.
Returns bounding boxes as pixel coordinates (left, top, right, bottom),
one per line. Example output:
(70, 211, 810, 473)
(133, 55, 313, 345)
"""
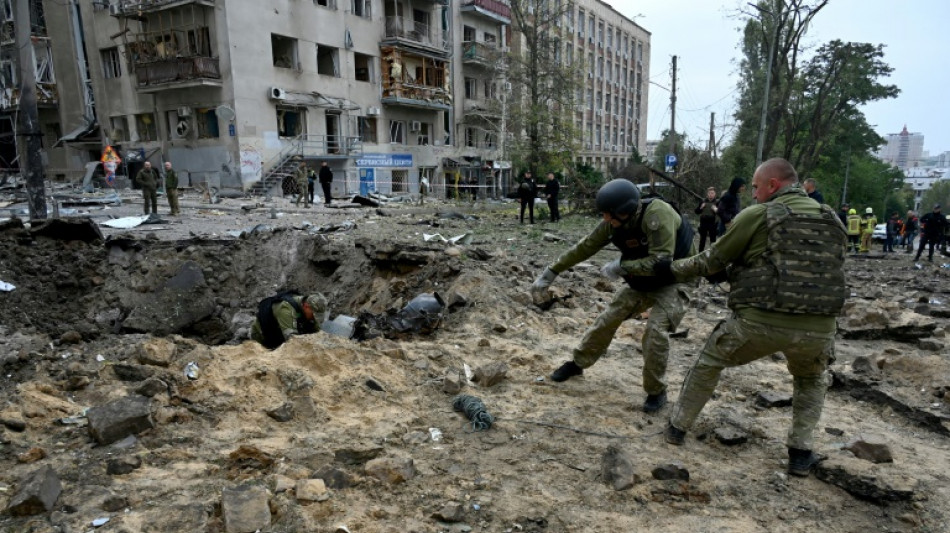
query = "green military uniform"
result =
(165, 167, 180, 215)
(294, 164, 310, 207)
(668, 184, 846, 450)
(251, 293, 328, 347)
(549, 199, 691, 396)
(136, 165, 159, 215)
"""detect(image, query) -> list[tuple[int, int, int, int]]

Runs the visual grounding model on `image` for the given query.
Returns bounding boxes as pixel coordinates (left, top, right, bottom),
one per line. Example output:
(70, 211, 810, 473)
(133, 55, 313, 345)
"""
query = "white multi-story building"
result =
(878, 125, 925, 170)
(904, 166, 946, 212)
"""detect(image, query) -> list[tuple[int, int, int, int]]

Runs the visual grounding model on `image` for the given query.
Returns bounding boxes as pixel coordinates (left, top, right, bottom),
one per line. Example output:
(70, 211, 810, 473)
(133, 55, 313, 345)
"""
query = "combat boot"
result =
(642, 391, 667, 413)
(550, 361, 583, 382)
(787, 447, 820, 477)
(664, 423, 686, 445)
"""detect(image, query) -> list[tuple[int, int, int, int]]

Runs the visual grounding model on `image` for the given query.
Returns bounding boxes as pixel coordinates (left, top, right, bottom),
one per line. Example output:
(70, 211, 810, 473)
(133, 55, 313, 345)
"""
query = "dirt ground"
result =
(0, 187, 949, 533)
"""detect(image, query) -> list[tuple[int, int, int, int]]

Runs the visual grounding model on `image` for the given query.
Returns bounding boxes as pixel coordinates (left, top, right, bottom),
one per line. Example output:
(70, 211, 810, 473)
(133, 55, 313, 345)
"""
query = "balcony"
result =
(380, 46, 451, 110)
(112, 0, 215, 16)
(461, 41, 506, 69)
(134, 56, 222, 92)
(460, 0, 511, 24)
(463, 98, 502, 119)
(382, 16, 448, 56)
(0, 82, 58, 110)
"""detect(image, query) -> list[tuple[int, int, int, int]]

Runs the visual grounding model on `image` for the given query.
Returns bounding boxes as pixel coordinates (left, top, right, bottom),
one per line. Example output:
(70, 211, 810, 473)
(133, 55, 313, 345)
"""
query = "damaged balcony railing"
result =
(461, 41, 505, 65)
(134, 56, 220, 87)
(114, 0, 215, 15)
(384, 16, 447, 50)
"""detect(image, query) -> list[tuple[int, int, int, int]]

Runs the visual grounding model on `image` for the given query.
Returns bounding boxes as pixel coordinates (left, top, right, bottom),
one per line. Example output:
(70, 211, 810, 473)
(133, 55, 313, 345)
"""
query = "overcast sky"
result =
(613, 0, 950, 157)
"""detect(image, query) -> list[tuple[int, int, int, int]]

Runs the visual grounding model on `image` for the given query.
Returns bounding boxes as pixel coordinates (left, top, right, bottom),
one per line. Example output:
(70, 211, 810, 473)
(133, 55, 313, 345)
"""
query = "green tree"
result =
(921, 181, 950, 215)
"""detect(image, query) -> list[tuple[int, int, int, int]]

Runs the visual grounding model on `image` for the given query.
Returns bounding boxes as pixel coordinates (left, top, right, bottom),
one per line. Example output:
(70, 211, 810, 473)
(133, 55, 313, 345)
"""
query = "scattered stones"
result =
(266, 403, 295, 422)
(334, 445, 384, 465)
(107, 455, 143, 475)
(102, 495, 129, 512)
(851, 356, 880, 376)
(6, 466, 62, 516)
(432, 502, 466, 523)
(86, 395, 155, 445)
(365, 456, 417, 484)
(473, 361, 508, 387)
(229, 445, 275, 471)
(135, 377, 169, 397)
(845, 434, 894, 463)
(825, 427, 845, 436)
(838, 300, 937, 341)
(112, 363, 155, 382)
(1, 416, 26, 432)
(295, 478, 329, 502)
(442, 369, 463, 394)
(59, 330, 83, 344)
(713, 427, 749, 446)
(138, 338, 176, 367)
(16, 447, 46, 463)
(815, 456, 916, 502)
(312, 466, 352, 490)
(755, 391, 793, 408)
(651, 462, 690, 481)
(918, 337, 945, 351)
(271, 475, 294, 493)
(601, 445, 639, 491)
(222, 484, 271, 533)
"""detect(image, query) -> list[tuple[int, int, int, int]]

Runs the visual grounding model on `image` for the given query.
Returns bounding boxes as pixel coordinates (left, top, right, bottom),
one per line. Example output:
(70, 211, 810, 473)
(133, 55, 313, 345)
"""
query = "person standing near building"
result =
(915, 204, 947, 262)
(654, 158, 847, 477)
(163, 161, 180, 216)
(884, 212, 900, 253)
(518, 171, 537, 224)
(544, 172, 560, 222)
(319, 161, 333, 206)
(860, 207, 877, 253)
(308, 167, 317, 204)
(837, 203, 850, 226)
(803, 178, 824, 204)
(695, 187, 719, 252)
(846, 208, 862, 253)
(531, 179, 694, 413)
(716, 178, 745, 236)
(294, 158, 310, 208)
(903, 210, 918, 252)
(135, 161, 159, 215)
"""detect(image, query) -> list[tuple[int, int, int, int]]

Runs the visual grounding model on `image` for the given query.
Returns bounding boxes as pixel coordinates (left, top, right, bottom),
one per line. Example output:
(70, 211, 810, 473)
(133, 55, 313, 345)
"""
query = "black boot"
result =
(550, 361, 583, 382)
(643, 391, 668, 413)
(664, 423, 686, 445)
(787, 447, 821, 477)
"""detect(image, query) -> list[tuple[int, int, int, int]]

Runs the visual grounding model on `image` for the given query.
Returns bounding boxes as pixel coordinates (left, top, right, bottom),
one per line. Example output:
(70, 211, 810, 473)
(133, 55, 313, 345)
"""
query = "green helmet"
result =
(596, 179, 641, 217)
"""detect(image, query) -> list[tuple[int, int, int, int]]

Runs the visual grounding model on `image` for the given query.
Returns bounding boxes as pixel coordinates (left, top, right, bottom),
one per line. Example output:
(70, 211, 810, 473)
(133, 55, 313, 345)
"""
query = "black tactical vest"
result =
(256, 291, 317, 349)
(610, 198, 695, 292)
(729, 201, 847, 315)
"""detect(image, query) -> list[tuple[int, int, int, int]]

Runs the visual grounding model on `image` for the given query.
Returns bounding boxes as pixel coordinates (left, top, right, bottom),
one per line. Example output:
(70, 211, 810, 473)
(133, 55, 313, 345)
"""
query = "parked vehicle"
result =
(872, 223, 887, 241)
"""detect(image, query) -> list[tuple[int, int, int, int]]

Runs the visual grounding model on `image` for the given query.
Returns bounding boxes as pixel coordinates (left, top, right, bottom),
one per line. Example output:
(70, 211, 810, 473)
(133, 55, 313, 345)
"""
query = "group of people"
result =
(532, 158, 846, 477)
(294, 157, 334, 208)
(134, 161, 180, 216)
(693, 177, 746, 252)
(518, 171, 561, 224)
(839, 202, 949, 260)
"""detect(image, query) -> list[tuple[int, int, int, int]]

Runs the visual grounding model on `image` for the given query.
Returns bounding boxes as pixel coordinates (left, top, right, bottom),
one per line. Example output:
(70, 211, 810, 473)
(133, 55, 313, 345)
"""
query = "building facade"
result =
(878, 125, 925, 170)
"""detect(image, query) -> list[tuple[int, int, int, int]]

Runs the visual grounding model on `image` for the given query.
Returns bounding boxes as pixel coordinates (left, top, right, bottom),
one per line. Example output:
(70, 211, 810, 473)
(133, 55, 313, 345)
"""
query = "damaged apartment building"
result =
(18, 0, 513, 199)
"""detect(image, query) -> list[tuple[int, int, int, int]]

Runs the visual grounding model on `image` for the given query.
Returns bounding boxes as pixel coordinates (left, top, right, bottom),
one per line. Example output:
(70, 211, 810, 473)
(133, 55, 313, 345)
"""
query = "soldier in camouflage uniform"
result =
(294, 158, 310, 208)
(532, 179, 694, 413)
(654, 158, 847, 477)
(251, 292, 328, 349)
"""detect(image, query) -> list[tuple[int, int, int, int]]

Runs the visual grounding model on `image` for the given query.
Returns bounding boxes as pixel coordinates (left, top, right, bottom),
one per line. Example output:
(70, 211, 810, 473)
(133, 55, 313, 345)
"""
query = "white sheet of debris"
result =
(100, 215, 150, 229)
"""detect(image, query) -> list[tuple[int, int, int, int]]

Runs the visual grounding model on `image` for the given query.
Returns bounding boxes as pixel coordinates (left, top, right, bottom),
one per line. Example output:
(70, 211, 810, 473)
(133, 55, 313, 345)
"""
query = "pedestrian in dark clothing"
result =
(915, 204, 948, 262)
(695, 186, 719, 251)
(838, 203, 850, 227)
(803, 178, 825, 204)
(716, 178, 745, 236)
(884, 212, 900, 253)
(518, 171, 537, 224)
(544, 172, 560, 222)
(308, 168, 316, 204)
(135, 161, 159, 215)
(903, 211, 918, 252)
(319, 161, 333, 206)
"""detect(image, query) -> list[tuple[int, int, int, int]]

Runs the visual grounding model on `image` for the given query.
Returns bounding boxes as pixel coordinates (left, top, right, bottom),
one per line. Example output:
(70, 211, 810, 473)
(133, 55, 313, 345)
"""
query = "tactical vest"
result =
(846, 215, 862, 235)
(256, 290, 317, 349)
(729, 202, 847, 316)
(610, 198, 694, 292)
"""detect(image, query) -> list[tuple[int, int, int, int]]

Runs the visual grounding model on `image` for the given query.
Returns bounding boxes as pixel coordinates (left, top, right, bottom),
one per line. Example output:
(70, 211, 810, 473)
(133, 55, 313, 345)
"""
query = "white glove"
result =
(532, 267, 558, 291)
(601, 258, 624, 280)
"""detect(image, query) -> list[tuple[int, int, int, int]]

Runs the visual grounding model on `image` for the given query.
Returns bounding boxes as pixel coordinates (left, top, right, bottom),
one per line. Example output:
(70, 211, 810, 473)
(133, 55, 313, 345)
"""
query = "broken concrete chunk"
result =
(334, 446, 384, 466)
(713, 427, 749, 446)
(6, 465, 62, 516)
(135, 377, 169, 397)
(442, 369, 463, 395)
(137, 338, 176, 367)
(295, 478, 329, 502)
(652, 462, 690, 481)
(266, 403, 295, 422)
(107, 455, 143, 475)
(1, 416, 26, 432)
(86, 395, 155, 445)
(918, 337, 945, 351)
(845, 434, 894, 463)
(432, 502, 466, 523)
(601, 445, 639, 491)
(473, 361, 509, 388)
(112, 363, 155, 382)
(815, 456, 915, 502)
(755, 391, 792, 408)
(312, 466, 352, 490)
(101, 495, 129, 512)
(222, 484, 271, 533)
(364, 456, 417, 484)
(851, 356, 880, 376)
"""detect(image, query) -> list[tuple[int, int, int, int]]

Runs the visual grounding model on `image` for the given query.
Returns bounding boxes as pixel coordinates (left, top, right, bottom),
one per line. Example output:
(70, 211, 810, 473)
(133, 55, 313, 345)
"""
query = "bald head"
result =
(752, 158, 799, 203)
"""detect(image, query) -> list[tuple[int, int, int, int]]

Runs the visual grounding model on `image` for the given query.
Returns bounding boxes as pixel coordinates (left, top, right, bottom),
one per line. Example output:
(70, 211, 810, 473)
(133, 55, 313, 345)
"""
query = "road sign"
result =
(665, 154, 678, 168)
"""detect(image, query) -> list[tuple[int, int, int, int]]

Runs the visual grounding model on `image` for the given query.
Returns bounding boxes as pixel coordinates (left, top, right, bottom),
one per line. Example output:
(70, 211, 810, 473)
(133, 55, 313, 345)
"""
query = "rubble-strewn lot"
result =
(1, 189, 949, 532)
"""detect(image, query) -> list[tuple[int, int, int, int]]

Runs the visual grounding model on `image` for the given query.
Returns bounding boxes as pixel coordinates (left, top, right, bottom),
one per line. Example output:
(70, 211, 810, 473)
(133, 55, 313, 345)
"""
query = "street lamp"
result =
(749, 2, 780, 167)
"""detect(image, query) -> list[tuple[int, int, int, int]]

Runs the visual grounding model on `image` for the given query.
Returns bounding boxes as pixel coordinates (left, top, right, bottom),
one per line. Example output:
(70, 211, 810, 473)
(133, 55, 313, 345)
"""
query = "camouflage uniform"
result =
(251, 293, 328, 347)
(135, 165, 159, 215)
(164, 167, 180, 215)
(295, 164, 310, 207)
(668, 184, 846, 450)
(549, 199, 691, 396)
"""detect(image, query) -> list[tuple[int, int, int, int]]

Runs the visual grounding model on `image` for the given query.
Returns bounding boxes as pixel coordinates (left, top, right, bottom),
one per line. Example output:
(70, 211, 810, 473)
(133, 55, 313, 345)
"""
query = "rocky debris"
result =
(229, 445, 275, 472)
(442, 369, 464, 394)
(6, 466, 62, 516)
(266, 402, 295, 422)
(851, 355, 881, 376)
(334, 445, 384, 466)
(755, 391, 792, 408)
(473, 361, 509, 387)
(102, 495, 128, 512)
(918, 337, 945, 351)
(845, 434, 894, 463)
(135, 377, 168, 397)
(122, 261, 216, 335)
(652, 463, 690, 481)
(59, 330, 83, 344)
(831, 370, 950, 436)
(86, 395, 155, 445)
(29, 217, 103, 243)
(112, 363, 155, 382)
(16, 447, 46, 463)
(137, 338, 176, 367)
(838, 300, 937, 341)
(1, 416, 26, 432)
(432, 502, 466, 523)
(714, 427, 749, 446)
(313, 466, 353, 489)
(815, 455, 916, 502)
(601, 445, 639, 491)
(295, 478, 329, 502)
(106, 455, 143, 475)
(222, 484, 271, 533)
(364, 456, 417, 484)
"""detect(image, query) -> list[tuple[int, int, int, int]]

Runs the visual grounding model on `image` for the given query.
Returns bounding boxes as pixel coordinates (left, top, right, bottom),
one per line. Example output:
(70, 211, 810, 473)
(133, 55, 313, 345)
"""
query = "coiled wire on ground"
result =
(452, 394, 494, 431)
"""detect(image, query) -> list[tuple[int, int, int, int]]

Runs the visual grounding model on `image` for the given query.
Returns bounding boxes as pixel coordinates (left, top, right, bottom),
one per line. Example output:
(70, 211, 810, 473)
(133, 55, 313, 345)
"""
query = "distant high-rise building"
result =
(878, 125, 924, 170)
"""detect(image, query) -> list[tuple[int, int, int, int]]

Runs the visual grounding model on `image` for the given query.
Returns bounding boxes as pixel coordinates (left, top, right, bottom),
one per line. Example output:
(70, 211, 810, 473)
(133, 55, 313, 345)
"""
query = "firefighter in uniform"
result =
(846, 208, 862, 253)
(653, 158, 847, 477)
(860, 207, 877, 253)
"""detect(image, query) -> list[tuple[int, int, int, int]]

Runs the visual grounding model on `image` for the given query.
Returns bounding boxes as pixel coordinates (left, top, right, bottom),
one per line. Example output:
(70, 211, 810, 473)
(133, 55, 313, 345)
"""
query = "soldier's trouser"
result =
(670, 315, 835, 450)
(142, 187, 158, 214)
(296, 180, 310, 205)
(167, 189, 179, 214)
(573, 284, 688, 395)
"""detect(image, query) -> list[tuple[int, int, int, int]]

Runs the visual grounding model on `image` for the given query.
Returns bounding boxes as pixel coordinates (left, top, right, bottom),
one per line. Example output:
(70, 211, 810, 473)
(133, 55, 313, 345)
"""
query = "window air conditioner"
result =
(177, 106, 192, 117)
(269, 87, 287, 100)
(366, 106, 380, 116)
(409, 120, 422, 132)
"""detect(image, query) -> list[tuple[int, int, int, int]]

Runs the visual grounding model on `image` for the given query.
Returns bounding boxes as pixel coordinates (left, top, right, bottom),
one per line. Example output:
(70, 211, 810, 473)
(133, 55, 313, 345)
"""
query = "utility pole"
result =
(841, 147, 851, 204)
(754, 0, 780, 167)
(669, 55, 677, 162)
(15, 0, 47, 220)
(707, 112, 717, 159)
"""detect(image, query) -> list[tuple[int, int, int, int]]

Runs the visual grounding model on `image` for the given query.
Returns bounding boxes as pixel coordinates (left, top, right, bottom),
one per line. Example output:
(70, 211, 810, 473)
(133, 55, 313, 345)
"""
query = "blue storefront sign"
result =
(356, 153, 413, 168)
